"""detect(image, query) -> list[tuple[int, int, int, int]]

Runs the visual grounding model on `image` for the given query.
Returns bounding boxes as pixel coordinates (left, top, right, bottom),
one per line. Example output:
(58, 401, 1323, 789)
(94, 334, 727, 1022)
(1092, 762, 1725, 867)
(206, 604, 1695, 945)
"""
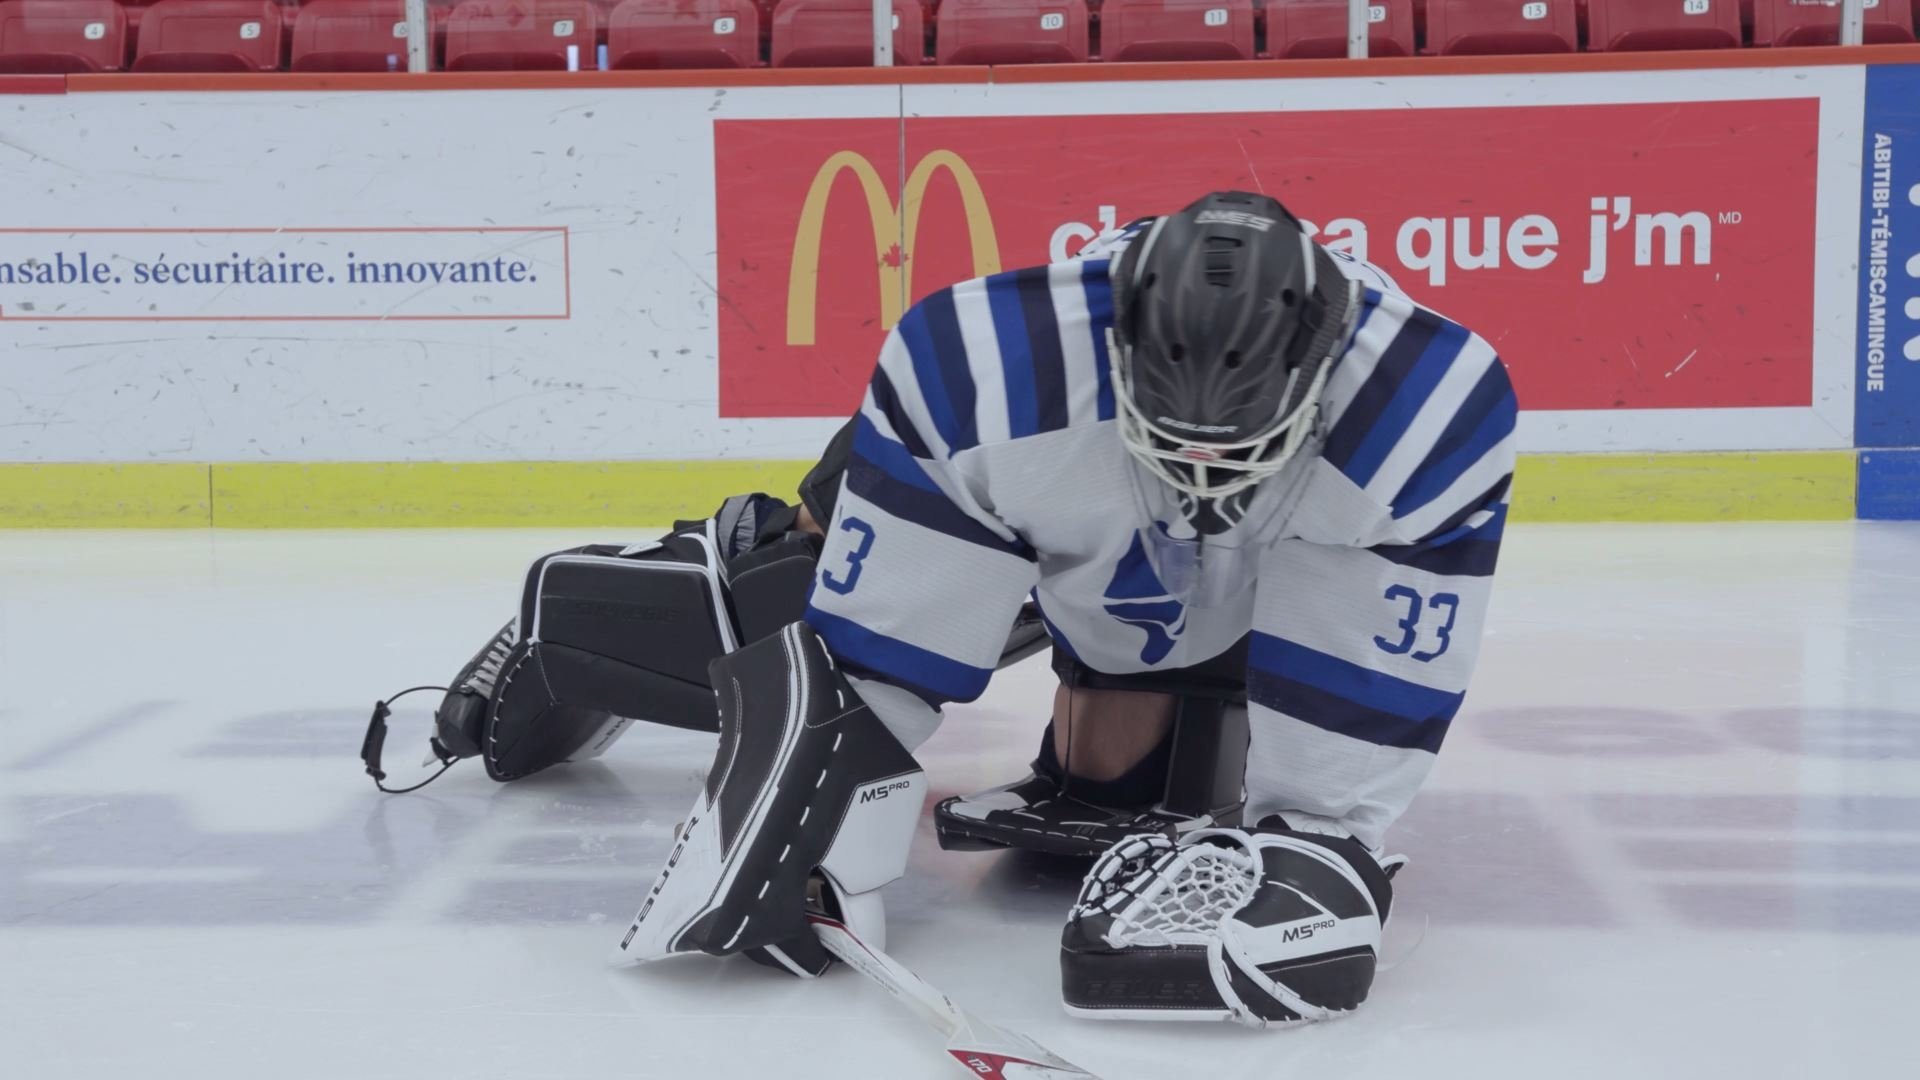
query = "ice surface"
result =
(2, 524, 1916, 1079)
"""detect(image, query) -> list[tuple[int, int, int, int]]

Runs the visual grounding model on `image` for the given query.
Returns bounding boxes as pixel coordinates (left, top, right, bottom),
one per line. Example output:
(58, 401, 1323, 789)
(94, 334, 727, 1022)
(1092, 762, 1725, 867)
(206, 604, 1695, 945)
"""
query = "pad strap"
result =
(359, 685, 459, 794)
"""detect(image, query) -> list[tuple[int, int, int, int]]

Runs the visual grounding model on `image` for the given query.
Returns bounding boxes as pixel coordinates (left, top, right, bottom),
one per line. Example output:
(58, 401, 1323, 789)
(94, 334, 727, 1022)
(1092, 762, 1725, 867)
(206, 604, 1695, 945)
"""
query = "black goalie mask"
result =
(1109, 191, 1357, 515)
(1108, 191, 1359, 607)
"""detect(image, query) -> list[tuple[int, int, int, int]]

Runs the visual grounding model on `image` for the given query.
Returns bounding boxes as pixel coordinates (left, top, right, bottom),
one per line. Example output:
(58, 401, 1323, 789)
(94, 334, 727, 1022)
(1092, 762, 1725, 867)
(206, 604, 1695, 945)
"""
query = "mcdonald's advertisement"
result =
(714, 101, 1819, 420)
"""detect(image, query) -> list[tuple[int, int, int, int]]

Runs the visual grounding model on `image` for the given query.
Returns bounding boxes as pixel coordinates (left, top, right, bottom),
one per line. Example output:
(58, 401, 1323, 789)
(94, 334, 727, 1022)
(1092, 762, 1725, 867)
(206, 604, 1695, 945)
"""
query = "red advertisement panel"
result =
(714, 100, 1818, 418)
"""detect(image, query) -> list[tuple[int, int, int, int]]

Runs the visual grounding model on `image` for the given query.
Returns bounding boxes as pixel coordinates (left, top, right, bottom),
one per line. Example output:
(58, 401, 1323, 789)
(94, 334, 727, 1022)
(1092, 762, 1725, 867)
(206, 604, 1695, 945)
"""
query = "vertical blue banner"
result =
(1858, 65, 1920, 448)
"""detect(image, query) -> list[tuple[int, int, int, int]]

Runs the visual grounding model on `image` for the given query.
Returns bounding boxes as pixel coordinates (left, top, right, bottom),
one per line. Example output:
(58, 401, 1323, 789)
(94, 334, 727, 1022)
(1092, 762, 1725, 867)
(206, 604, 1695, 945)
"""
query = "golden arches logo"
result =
(786, 150, 1003, 347)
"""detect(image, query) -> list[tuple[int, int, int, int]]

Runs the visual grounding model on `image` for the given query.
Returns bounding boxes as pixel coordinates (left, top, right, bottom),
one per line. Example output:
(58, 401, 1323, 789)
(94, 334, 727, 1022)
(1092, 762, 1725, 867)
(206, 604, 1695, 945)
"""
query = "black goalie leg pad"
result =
(370, 500, 826, 792)
(484, 533, 745, 781)
(618, 621, 924, 966)
(484, 514, 827, 782)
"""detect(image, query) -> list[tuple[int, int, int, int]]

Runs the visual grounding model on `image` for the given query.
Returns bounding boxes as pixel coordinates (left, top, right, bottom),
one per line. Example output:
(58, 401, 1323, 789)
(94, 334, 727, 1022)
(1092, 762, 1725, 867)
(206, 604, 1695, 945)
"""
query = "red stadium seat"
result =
(1751, 0, 1915, 45)
(1099, 0, 1254, 61)
(769, 0, 922, 66)
(444, 0, 597, 69)
(115, 0, 169, 45)
(132, 0, 285, 71)
(935, 0, 1088, 65)
(1588, 0, 1740, 49)
(1424, 0, 1577, 53)
(608, 0, 758, 67)
(0, 0, 125, 72)
(291, 0, 426, 71)
(120, 0, 292, 57)
(1267, 0, 1416, 57)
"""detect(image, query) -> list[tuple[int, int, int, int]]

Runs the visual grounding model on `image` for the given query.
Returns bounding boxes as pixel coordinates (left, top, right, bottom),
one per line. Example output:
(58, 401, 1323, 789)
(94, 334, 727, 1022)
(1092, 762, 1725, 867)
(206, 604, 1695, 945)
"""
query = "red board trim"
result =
(0, 75, 66, 95)
(45, 43, 1920, 94)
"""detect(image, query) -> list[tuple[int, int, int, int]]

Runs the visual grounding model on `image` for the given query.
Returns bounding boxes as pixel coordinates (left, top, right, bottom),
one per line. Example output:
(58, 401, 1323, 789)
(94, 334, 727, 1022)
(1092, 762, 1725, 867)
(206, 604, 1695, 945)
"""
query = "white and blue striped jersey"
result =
(803, 231, 1516, 849)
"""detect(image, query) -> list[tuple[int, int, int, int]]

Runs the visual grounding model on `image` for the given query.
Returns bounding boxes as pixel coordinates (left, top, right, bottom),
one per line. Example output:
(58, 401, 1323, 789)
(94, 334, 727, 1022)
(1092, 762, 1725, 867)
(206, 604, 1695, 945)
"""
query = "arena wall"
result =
(1, 49, 1917, 524)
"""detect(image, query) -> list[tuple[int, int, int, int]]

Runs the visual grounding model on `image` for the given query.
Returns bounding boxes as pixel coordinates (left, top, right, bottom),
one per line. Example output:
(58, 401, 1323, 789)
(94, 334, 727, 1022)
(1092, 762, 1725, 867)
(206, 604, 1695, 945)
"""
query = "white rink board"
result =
(0, 68, 1862, 462)
(0, 84, 892, 464)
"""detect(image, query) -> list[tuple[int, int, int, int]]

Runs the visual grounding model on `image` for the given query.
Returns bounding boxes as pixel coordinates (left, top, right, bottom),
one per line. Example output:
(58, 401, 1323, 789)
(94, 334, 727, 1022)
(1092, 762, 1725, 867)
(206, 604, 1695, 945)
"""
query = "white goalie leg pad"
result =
(817, 871, 891, 955)
(762, 765, 925, 972)
(618, 621, 924, 967)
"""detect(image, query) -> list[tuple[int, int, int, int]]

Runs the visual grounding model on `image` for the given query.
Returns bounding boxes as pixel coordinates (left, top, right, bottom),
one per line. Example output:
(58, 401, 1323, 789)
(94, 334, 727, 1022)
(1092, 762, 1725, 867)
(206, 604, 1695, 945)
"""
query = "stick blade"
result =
(944, 1021, 1103, 1080)
(807, 912, 1105, 1080)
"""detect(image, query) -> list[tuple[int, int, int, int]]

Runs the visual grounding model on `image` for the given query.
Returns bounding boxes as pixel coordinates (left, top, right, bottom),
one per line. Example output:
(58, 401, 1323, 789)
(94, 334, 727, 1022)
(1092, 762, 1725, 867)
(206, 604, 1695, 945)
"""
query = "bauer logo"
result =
(1195, 209, 1277, 232)
(1158, 416, 1238, 435)
(1857, 66, 1920, 448)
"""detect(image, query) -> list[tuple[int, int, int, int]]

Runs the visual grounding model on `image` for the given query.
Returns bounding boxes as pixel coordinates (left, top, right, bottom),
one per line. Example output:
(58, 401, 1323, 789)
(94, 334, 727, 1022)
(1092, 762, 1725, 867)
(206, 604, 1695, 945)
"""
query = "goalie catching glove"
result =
(1061, 823, 1402, 1028)
(617, 620, 926, 977)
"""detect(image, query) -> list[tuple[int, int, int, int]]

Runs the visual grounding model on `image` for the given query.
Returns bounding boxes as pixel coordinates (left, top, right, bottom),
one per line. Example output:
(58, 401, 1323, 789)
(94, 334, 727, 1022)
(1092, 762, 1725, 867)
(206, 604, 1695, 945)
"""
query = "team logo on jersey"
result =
(1101, 532, 1187, 665)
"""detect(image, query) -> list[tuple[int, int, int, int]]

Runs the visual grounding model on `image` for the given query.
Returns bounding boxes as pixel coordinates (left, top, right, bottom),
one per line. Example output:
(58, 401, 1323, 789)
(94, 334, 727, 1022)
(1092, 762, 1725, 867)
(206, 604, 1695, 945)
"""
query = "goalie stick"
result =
(806, 912, 1105, 1080)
